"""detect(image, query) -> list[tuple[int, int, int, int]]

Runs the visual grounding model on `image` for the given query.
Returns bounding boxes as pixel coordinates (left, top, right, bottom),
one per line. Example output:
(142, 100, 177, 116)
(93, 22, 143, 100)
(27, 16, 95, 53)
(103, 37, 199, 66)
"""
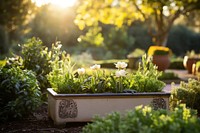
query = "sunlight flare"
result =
(32, 0, 77, 8)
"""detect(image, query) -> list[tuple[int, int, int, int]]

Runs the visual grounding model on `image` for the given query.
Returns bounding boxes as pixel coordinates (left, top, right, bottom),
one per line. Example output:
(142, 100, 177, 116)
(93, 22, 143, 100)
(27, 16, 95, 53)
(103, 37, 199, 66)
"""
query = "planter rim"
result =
(47, 88, 171, 97)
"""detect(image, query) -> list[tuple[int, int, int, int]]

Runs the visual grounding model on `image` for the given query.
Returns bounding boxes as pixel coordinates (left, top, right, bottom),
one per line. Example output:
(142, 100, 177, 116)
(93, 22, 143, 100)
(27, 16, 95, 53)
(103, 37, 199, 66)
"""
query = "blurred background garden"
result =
(0, 0, 200, 61)
(1, 0, 200, 132)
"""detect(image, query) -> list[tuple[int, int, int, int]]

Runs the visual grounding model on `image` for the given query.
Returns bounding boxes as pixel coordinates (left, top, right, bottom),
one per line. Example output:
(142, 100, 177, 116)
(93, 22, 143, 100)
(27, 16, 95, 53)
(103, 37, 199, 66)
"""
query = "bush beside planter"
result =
(47, 88, 170, 125)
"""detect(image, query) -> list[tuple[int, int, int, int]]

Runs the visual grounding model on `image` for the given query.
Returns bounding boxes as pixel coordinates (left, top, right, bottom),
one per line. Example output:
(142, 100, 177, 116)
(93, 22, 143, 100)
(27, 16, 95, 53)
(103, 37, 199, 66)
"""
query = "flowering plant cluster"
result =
(148, 46, 172, 56)
(47, 54, 165, 94)
(186, 50, 200, 58)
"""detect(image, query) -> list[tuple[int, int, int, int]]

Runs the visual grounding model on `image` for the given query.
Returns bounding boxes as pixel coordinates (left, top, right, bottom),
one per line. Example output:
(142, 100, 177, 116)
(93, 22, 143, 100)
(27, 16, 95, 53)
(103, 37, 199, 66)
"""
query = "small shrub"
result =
(82, 104, 200, 133)
(169, 59, 184, 69)
(22, 37, 52, 92)
(186, 50, 200, 58)
(171, 78, 200, 115)
(158, 72, 179, 80)
(21, 37, 73, 94)
(0, 66, 41, 121)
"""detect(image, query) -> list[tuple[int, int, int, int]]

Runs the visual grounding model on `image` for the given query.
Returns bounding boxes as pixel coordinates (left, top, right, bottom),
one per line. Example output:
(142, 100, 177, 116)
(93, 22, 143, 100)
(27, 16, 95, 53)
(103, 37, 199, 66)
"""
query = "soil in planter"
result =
(0, 103, 87, 133)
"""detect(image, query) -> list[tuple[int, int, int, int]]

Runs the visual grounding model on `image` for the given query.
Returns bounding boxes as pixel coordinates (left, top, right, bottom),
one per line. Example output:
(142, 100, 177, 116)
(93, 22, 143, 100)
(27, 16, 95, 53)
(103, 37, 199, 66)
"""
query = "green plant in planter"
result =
(130, 55, 165, 92)
(171, 78, 200, 115)
(0, 66, 41, 121)
(47, 54, 165, 94)
(82, 104, 200, 133)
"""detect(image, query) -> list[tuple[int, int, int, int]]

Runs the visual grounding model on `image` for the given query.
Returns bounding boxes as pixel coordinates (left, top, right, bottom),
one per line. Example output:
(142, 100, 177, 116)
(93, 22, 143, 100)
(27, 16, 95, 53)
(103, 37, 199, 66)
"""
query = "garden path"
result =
(163, 69, 197, 93)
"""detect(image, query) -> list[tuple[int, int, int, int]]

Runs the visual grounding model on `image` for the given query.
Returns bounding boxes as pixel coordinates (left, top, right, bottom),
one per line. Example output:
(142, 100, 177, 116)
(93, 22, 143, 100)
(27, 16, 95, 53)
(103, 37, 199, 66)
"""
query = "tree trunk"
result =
(154, 32, 169, 46)
(0, 25, 9, 54)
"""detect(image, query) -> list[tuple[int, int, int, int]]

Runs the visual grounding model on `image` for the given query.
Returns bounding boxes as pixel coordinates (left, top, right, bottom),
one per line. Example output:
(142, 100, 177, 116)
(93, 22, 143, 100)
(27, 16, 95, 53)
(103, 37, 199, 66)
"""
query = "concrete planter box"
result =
(47, 88, 170, 125)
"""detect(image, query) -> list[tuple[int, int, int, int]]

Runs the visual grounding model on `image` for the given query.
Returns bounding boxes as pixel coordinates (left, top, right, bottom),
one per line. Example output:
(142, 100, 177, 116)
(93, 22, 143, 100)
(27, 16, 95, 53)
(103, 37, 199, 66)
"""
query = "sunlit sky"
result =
(32, 0, 77, 8)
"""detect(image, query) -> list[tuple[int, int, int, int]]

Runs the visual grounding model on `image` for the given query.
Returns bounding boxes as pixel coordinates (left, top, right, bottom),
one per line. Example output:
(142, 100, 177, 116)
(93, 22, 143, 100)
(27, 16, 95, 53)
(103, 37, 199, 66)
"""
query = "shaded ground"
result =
(0, 103, 87, 133)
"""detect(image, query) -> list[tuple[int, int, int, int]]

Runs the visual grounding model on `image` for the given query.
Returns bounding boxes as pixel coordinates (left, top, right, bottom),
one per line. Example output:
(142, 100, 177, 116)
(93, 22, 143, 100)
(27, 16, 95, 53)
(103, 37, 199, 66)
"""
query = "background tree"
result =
(75, 0, 200, 46)
(0, 0, 35, 54)
(29, 5, 81, 48)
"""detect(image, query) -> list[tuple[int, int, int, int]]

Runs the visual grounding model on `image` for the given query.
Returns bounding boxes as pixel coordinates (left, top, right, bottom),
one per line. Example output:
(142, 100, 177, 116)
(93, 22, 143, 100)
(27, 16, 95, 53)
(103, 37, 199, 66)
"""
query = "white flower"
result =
(57, 44, 62, 49)
(115, 70, 127, 77)
(115, 62, 128, 69)
(90, 64, 101, 70)
(77, 68, 85, 75)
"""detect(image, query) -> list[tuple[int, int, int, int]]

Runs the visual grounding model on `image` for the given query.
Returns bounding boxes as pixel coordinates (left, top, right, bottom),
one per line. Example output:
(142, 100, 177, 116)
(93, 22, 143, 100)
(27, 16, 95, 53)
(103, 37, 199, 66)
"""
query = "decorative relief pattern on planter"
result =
(152, 98, 166, 110)
(59, 99, 78, 119)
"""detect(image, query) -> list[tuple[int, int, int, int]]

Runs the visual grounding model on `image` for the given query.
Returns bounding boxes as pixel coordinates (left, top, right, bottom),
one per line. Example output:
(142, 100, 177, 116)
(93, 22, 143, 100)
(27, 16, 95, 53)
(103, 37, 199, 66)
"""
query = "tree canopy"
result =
(0, 0, 35, 31)
(75, 0, 200, 46)
(0, 0, 36, 54)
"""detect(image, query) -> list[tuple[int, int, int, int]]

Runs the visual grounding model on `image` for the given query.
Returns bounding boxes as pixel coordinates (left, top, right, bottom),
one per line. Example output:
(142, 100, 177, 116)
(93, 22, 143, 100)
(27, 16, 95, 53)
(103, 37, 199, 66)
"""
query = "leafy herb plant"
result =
(22, 37, 52, 92)
(0, 66, 41, 121)
(82, 104, 200, 133)
(171, 78, 200, 115)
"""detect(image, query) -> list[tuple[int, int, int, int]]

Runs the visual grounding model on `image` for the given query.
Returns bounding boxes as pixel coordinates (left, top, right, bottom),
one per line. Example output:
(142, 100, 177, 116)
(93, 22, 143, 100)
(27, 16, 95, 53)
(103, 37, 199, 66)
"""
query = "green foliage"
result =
(196, 61, 200, 69)
(102, 26, 135, 59)
(47, 54, 165, 94)
(82, 104, 200, 133)
(171, 78, 200, 115)
(158, 72, 179, 80)
(75, 0, 200, 46)
(0, 59, 6, 68)
(186, 50, 200, 58)
(0, 66, 41, 121)
(47, 51, 81, 94)
(127, 48, 145, 58)
(169, 57, 184, 69)
(78, 25, 136, 59)
(0, 0, 35, 30)
(4, 55, 23, 69)
(78, 26, 104, 46)
(168, 25, 200, 56)
(131, 55, 165, 92)
(22, 37, 52, 92)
